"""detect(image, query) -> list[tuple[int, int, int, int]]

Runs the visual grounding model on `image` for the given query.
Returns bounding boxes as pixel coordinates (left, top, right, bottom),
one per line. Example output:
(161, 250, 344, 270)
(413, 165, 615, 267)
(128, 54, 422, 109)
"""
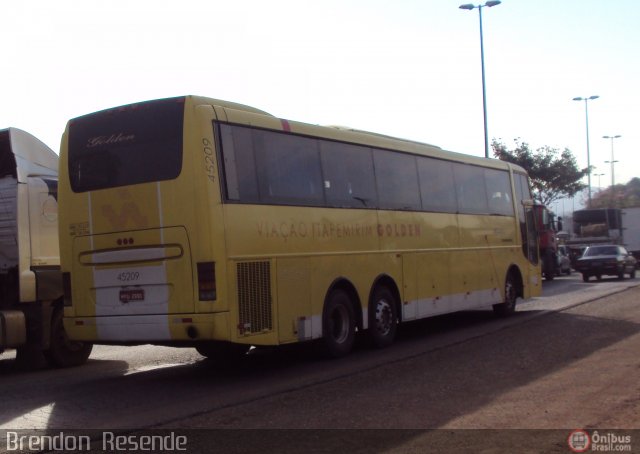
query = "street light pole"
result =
(594, 172, 605, 191)
(459, 1, 502, 159)
(603, 135, 621, 189)
(572, 95, 599, 205)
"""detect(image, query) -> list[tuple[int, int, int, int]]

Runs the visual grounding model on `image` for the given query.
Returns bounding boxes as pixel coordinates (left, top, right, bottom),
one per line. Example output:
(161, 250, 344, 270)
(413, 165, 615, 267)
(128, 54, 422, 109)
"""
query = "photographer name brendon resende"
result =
(6, 431, 188, 452)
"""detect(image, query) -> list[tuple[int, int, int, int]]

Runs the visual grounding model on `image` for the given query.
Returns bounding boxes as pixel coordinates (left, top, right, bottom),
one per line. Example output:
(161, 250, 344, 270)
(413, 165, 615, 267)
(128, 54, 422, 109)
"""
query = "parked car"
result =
(575, 245, 637, 282)
(556, 245, 572, 275)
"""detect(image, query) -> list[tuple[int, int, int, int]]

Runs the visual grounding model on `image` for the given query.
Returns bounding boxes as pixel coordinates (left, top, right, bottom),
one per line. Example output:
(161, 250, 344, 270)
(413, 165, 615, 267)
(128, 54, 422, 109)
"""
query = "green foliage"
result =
(492, 139, 587, 206)
(590, 177, 640, 208)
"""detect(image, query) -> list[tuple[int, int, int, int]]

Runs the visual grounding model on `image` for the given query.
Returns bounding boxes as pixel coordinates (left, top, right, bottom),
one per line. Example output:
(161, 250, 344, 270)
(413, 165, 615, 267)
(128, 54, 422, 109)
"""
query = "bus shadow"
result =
(3, 301, 639, 441)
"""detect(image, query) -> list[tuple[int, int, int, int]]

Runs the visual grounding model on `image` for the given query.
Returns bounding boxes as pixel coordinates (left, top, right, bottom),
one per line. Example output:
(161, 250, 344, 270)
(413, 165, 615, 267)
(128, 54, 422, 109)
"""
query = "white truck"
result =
(0, 128, 92, 368)
(622, 207, 640, 263)
(568, 207, 640, 266)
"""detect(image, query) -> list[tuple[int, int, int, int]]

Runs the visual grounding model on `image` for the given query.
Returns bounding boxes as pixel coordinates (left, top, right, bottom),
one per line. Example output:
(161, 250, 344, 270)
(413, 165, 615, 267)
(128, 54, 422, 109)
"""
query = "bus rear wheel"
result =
(368, 286, 398, 349)
(320, 289, 356, 358)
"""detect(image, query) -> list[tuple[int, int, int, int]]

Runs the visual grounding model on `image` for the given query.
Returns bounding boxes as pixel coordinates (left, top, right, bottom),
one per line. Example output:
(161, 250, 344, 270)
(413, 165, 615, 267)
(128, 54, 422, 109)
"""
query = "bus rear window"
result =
(68, 97, 184, 192)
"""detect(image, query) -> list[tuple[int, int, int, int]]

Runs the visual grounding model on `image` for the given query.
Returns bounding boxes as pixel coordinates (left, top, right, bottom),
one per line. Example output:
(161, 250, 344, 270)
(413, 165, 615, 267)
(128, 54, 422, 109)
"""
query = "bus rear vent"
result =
(236, 261, 272, 335)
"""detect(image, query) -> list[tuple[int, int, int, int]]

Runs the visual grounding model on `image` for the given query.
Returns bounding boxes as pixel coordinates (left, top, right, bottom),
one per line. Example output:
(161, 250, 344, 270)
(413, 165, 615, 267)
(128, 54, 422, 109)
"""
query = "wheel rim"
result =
(375, 298, 393, 336)
(329, 304, 350, 344)
(505, 278, 516, 308)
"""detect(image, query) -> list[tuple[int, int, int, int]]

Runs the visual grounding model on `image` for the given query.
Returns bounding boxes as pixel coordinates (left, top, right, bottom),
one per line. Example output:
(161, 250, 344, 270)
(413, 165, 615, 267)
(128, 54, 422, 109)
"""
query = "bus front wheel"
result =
(492, 273, 518, 317)
(320, 289, 356, 358)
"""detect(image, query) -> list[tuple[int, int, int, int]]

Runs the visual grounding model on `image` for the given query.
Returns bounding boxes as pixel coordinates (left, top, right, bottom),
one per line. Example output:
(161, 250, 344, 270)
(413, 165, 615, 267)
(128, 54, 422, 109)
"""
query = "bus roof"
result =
(66, 95, 527, 177)
(0, 128, 58, 182)
(189, 96, 526, 175)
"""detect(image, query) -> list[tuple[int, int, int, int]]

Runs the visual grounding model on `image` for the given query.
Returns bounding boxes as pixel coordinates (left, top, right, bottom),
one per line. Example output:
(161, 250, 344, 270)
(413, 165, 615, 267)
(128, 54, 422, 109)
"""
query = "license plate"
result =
(119, 288, 145, 303)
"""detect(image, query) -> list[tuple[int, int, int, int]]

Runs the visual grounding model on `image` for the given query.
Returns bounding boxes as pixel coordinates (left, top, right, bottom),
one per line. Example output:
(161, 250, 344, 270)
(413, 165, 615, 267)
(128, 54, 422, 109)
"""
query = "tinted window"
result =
(68, 97, 184, 192)
(454, 165, 488, 214)
(219, 124, 259, 202)
(218, 122, 521, 217)
(417, 157, 457, 213)
(485, 168, 514, 216)
(320, 141, 377, 208)
(374, 150, 421, 210)
(585, 246, 619, 256)
(219, 124, 324, 206)
(513, 172, 531, 258)
(254, 129, 324, 206)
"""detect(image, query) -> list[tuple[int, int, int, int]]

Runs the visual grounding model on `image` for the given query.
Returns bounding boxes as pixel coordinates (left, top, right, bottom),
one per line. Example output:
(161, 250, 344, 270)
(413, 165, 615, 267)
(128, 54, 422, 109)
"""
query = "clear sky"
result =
(3, 0, 639, 205)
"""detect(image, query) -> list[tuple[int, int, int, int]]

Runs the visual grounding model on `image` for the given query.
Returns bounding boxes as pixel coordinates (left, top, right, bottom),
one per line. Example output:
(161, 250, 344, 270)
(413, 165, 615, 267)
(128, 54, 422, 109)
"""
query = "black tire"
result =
(45, 308, 93, 368)
(630, 269, 636, 279)
(493, 273, 517, 317)
(618, 269, 625, 280)
(368, 286, 398, 349)
(320, 289, 356, 358)
(196, 342, 249, 361)
(596, 275, 602, 281)
(582, 273, 590, 282)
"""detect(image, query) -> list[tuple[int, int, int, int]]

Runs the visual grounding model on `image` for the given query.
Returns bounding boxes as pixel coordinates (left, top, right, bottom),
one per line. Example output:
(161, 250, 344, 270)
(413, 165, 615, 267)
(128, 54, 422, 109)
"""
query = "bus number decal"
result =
(117, 271, 140, 282)
(203, 138, 215, 182)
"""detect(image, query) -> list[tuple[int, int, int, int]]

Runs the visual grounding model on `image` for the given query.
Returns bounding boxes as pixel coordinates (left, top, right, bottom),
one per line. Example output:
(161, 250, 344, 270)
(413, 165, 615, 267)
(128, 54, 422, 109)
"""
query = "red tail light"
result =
(197, 262, 216, 301)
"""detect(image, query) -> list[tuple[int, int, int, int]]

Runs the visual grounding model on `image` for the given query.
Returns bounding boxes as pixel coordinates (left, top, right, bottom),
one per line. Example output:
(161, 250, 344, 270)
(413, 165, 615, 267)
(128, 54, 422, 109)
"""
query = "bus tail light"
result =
(63, 272, 72, 306)
(197, 262, 217, 301)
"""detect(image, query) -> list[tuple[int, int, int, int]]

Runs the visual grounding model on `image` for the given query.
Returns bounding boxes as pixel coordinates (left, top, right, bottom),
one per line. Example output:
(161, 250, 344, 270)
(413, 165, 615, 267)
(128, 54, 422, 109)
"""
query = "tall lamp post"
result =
(603, 135, 621, 190)
(459, 1, 502, 159)
(573, 95, 599, 205)
(594, 172, 605, 192)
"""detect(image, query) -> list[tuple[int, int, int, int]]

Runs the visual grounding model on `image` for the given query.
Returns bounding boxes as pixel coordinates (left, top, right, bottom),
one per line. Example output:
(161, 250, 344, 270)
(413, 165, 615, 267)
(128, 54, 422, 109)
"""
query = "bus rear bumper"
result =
(63, 312, 231, 344)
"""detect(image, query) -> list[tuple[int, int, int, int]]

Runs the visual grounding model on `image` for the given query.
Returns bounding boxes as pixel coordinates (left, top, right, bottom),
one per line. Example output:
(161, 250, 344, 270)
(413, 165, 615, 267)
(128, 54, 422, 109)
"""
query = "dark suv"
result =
(575, 245, 637, 282)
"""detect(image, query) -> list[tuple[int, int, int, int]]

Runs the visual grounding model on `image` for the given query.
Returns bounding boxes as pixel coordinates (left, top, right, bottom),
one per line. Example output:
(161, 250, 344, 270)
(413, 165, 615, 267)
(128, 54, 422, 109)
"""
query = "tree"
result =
(492, 139, 587, 206)
(590, 177, 640, 208)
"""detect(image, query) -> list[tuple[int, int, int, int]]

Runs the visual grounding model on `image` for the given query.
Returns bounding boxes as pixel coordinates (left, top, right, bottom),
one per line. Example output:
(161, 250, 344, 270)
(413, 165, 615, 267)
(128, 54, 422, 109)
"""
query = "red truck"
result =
(533, 204, 561, 281)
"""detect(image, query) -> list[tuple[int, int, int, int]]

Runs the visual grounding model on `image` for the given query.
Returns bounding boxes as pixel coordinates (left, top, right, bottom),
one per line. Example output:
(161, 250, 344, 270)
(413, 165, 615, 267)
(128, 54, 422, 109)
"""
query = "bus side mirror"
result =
(557, 217, 563, 232)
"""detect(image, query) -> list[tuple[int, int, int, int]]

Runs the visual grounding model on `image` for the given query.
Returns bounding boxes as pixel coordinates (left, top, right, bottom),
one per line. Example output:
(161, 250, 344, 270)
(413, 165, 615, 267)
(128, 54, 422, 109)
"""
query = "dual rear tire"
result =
(322, 273, 519, 357)
(320, 286, 398, 358)
(319, 289, 356, 358)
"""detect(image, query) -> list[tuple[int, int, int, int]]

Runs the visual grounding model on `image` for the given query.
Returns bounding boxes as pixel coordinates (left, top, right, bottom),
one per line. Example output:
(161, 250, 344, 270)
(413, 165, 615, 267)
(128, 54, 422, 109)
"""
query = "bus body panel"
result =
(59, 96, 542, 349)
(61, 100, 223, 341)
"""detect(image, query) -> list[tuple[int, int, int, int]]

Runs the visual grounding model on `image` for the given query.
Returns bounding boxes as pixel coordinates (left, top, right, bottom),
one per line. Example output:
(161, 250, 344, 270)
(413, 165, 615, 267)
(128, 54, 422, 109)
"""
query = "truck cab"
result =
(0, 128, 92, 368)
(533, 204, 560, 280)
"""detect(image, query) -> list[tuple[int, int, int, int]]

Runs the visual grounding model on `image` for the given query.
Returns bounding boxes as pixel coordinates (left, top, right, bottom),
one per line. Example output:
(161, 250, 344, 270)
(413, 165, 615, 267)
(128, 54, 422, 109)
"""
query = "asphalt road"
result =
(1, 273, 639, 453)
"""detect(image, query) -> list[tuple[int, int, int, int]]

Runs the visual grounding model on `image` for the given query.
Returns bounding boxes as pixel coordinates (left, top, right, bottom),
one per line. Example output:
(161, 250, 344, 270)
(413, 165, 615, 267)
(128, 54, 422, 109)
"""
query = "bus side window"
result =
(374, 150, 421, 211)
(320, 141, 377, 208)
(253, 130, 324, 206)
(417, 157, 457, 213)
(484, 168, 514, 216)
(218, 124, 259, 203)
(454, 165, 489, 214)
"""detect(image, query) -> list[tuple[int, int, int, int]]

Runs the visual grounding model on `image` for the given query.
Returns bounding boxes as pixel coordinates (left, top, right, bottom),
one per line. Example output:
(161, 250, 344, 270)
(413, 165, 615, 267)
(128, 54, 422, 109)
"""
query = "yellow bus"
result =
(58, 96, 541, 359)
